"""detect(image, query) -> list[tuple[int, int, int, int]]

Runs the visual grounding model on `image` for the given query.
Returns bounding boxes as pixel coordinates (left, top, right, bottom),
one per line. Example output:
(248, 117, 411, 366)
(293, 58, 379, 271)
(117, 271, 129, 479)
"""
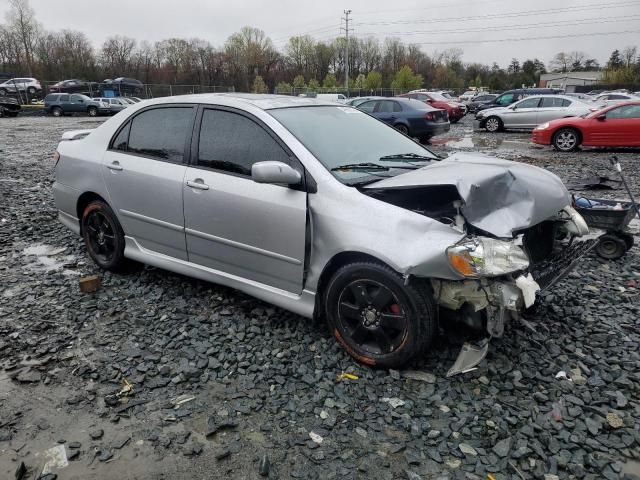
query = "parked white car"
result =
(593, 92, 640, 107)
(0, 77, 42, 96)
(475, 95, 596, 132)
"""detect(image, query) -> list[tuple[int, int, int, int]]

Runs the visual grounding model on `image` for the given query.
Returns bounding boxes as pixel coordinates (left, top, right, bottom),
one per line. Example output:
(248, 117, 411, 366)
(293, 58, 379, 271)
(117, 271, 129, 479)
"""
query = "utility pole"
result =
(341, 9, 352, 97)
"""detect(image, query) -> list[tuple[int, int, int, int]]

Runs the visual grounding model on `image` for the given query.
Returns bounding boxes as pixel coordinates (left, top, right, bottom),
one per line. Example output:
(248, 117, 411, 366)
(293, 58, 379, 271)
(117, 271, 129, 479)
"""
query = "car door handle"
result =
(106, 161, 123, 171)
(186, 179, 210, 190)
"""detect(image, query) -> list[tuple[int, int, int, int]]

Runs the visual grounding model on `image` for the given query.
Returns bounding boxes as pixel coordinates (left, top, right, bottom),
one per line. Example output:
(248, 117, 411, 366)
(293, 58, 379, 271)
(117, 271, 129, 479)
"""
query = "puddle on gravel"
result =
(432, 134, 534, 151)
(21, 243, 80, 275)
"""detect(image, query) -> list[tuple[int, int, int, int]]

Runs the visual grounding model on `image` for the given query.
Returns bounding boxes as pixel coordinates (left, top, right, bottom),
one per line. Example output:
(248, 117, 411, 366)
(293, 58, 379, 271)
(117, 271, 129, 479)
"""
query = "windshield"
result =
(269, 106, 438, 183)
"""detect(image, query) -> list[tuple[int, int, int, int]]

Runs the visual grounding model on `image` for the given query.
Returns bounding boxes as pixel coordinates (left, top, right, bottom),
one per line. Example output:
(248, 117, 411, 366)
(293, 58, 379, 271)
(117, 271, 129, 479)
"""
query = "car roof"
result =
(132, 93, 341, 110)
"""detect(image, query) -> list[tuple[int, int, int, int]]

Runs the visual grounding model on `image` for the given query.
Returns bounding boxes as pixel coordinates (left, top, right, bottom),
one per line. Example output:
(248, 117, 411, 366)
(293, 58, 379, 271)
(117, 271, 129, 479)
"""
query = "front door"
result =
(183, 107, 307, 294)
(101, 105, 195, 260)
(584, 104, 638, 146)
(69, 94, 86, 113)
(501, 97, 541, 129)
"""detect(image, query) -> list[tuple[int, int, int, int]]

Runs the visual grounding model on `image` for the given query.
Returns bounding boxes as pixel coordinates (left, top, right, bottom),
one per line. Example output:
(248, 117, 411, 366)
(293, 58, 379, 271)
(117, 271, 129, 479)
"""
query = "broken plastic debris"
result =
(447, 338, 490, 377)
(382, 397, 406, 408)
(337, 372, 358, 381)
(172, 395, 196, 408)
(39, 444, 68, 474)
(515, 273, 540, 308)
(309, 431, 323, 444)
(555, 371, 571, 381)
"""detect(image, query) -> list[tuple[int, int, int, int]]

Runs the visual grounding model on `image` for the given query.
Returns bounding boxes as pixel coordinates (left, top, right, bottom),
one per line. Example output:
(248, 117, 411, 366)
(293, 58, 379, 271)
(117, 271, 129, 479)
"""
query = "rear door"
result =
(500, 97, 541, 128)
(101, 105, 195, 259)
(183, 107, 307, 293)
(536, 97, 571, 124)
(373, 100, 399, 125)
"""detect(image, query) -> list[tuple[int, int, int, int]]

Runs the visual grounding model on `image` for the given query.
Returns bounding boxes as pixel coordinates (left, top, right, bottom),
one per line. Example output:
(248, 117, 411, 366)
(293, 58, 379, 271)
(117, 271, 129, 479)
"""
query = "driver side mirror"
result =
(596, 113, 606, 121)
(509, 104, 517, 110)
(252, 161, 302, 185)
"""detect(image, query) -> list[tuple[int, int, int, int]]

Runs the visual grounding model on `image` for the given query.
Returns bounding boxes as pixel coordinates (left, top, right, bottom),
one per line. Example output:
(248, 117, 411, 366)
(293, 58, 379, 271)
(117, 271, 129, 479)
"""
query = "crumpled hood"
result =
(364, 152, 570, 238)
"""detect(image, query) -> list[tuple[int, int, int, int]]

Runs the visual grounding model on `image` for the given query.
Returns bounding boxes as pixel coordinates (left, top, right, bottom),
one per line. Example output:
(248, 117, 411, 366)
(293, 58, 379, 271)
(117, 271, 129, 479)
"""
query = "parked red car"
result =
(532, 101, 640, 151)
(398, 91, 466, 123)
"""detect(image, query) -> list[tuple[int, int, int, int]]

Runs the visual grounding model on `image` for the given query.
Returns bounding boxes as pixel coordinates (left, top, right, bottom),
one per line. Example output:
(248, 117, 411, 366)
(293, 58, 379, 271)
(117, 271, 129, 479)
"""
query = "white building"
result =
(539, 71, 603, 92)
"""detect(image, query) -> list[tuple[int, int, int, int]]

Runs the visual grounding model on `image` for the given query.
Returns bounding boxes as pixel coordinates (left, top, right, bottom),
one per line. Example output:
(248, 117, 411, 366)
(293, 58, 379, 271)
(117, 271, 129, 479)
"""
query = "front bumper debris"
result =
(435, 238, 598, 376)
(447, 337, 490, 377)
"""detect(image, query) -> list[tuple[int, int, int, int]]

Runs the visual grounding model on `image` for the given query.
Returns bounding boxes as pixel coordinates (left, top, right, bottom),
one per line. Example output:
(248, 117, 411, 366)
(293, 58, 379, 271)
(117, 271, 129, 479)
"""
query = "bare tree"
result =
(5, 0, 40, 75)
(100, 36, 137, 77)
(549, 52, 570, 73)
(622, 46, 637, 68)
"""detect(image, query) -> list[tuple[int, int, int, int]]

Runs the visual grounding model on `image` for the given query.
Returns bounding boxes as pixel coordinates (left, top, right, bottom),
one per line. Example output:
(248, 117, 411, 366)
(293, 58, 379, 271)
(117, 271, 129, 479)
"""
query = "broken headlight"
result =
(447, 237, 530, 278)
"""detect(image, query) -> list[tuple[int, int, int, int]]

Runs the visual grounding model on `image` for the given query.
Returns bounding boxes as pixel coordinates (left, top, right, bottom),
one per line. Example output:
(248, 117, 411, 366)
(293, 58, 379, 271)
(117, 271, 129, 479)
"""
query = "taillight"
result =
(424, 112, 434, 121)
(53, 151, 60, 168)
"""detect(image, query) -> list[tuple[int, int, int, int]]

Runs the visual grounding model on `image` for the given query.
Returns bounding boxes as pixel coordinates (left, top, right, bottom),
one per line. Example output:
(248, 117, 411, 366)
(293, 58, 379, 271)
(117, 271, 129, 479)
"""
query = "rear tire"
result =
(552, 128, 580, 152)
(450, 118, 460, 124)
(395, 124, 409, 135)
(88, 106, 97, 117)
(27, 87, 36, 95)
(0, 88, 6, 96)
(485, 116, 502, 132)
(323, 261, 436, 368)
(51, 106, 63, 117)
(81, 200, 127, 271)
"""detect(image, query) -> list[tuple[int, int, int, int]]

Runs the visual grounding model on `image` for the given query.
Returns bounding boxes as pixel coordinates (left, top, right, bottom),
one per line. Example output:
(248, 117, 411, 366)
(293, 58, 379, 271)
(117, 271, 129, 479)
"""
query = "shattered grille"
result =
(528, 238, 599, 290)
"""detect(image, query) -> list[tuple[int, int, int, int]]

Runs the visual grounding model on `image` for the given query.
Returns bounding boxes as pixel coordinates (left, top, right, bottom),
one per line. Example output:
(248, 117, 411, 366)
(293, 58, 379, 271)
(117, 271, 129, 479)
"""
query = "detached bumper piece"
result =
(528, 238, 599, 290)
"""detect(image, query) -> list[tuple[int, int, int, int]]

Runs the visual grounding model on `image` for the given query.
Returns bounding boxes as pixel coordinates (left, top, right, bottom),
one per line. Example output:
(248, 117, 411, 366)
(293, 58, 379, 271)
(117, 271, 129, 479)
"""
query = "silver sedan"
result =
(475, 95, 595, 132)
(53, 94, 592, 374)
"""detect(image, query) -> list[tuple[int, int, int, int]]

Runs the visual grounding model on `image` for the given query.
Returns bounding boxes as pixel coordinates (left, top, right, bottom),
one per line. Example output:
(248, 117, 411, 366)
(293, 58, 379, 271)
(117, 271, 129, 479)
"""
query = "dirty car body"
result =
(52, 93, 594, 375)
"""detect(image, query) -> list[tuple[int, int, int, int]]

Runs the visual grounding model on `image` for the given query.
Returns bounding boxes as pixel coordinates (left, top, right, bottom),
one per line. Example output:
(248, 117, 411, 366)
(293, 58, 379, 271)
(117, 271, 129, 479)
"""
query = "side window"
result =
(609, 94, 626, 100)
(562, 99, 571, 107)
(358, 101, 376, 113)
(59, 94, 69, 102)
(606, 105, 640, 119)
(516, 97, 541, 109)
(392, 101, 403, 112)
(70, 94, 82, 102)
(377, 101, 395, 113)
(111, 122, 130, 151)
(127, 107, 193, 162)
(496, 94, 514, 105)
(197, 109, 290, 176)
(540, 97, 564, 108)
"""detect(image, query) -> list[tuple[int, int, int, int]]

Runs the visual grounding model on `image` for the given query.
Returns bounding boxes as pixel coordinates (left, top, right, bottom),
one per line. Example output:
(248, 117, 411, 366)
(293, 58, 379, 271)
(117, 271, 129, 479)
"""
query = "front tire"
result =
(485, 116, 502, 132)
(27, 87, 36, 95)
(81, 200, 127, 270)
(0, 88, 6, 96)
(552, 128, 580, 152)
(88, 106, 98, 117)
(324, 261, 436, 368)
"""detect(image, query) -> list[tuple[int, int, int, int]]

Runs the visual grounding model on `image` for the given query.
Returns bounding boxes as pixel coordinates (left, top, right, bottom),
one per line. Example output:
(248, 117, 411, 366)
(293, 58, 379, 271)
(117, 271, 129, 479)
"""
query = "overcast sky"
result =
(2, 0, 639, 67)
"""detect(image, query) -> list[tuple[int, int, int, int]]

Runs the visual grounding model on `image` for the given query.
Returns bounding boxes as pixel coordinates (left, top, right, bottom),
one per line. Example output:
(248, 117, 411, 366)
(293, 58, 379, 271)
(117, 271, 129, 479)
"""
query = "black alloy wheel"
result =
(337, 279, 408, 356)
(324, 262, 436, 368)
(81, 200, 126, 270)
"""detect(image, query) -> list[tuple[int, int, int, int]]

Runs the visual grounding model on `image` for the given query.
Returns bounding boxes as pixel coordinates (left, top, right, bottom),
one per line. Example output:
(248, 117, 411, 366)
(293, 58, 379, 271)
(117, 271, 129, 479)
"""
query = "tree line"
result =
(1, 0, 639, 93)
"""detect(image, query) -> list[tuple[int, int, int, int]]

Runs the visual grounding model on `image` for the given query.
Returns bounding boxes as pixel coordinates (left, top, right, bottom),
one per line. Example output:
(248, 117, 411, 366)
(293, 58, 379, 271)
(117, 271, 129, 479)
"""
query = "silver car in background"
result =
(52, 94, 593, 375)
(475, 95, 595, 132)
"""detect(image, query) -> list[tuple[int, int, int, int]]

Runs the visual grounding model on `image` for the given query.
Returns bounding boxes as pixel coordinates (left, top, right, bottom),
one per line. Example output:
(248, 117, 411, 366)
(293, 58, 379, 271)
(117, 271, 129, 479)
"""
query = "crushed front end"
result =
(430, 206, 596, 376)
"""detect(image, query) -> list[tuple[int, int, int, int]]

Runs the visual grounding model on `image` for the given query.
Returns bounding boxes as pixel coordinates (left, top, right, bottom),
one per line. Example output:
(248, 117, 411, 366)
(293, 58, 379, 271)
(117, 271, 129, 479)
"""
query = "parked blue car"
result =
(354, 97, 450, 143)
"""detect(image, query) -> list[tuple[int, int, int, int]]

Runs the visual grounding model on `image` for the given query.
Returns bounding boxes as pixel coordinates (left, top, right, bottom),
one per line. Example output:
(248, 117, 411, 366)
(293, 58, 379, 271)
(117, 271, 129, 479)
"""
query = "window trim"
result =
(107, 103, 197, 165)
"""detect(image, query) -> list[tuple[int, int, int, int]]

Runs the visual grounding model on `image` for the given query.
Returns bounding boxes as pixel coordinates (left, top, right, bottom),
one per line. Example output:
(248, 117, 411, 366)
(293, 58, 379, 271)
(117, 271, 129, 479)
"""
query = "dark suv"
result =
(475, 88, 564, 114)
(44, 93, 111, 117)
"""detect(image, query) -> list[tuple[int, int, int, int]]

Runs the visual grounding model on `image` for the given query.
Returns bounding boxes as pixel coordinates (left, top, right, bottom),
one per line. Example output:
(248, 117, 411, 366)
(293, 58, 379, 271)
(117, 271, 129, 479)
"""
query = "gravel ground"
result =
(1, 115, 639, 480)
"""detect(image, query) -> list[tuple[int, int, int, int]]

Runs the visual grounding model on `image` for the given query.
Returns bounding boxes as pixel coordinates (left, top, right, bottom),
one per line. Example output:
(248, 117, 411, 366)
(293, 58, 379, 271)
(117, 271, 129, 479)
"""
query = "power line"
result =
(409, 29, 640, 46)
(355, 15, 640, 37)
(354, 1, 640, 27)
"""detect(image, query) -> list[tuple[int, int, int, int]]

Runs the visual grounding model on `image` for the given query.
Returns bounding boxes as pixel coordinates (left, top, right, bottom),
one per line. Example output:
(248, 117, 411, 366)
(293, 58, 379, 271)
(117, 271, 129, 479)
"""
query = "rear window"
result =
(45, 94, 59, 102)
(59, 94, 69, 102)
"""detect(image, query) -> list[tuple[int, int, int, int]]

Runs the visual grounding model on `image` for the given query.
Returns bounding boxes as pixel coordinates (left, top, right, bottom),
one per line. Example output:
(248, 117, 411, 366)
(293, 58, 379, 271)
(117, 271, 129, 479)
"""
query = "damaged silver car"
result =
(52, 93, 596, 375)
